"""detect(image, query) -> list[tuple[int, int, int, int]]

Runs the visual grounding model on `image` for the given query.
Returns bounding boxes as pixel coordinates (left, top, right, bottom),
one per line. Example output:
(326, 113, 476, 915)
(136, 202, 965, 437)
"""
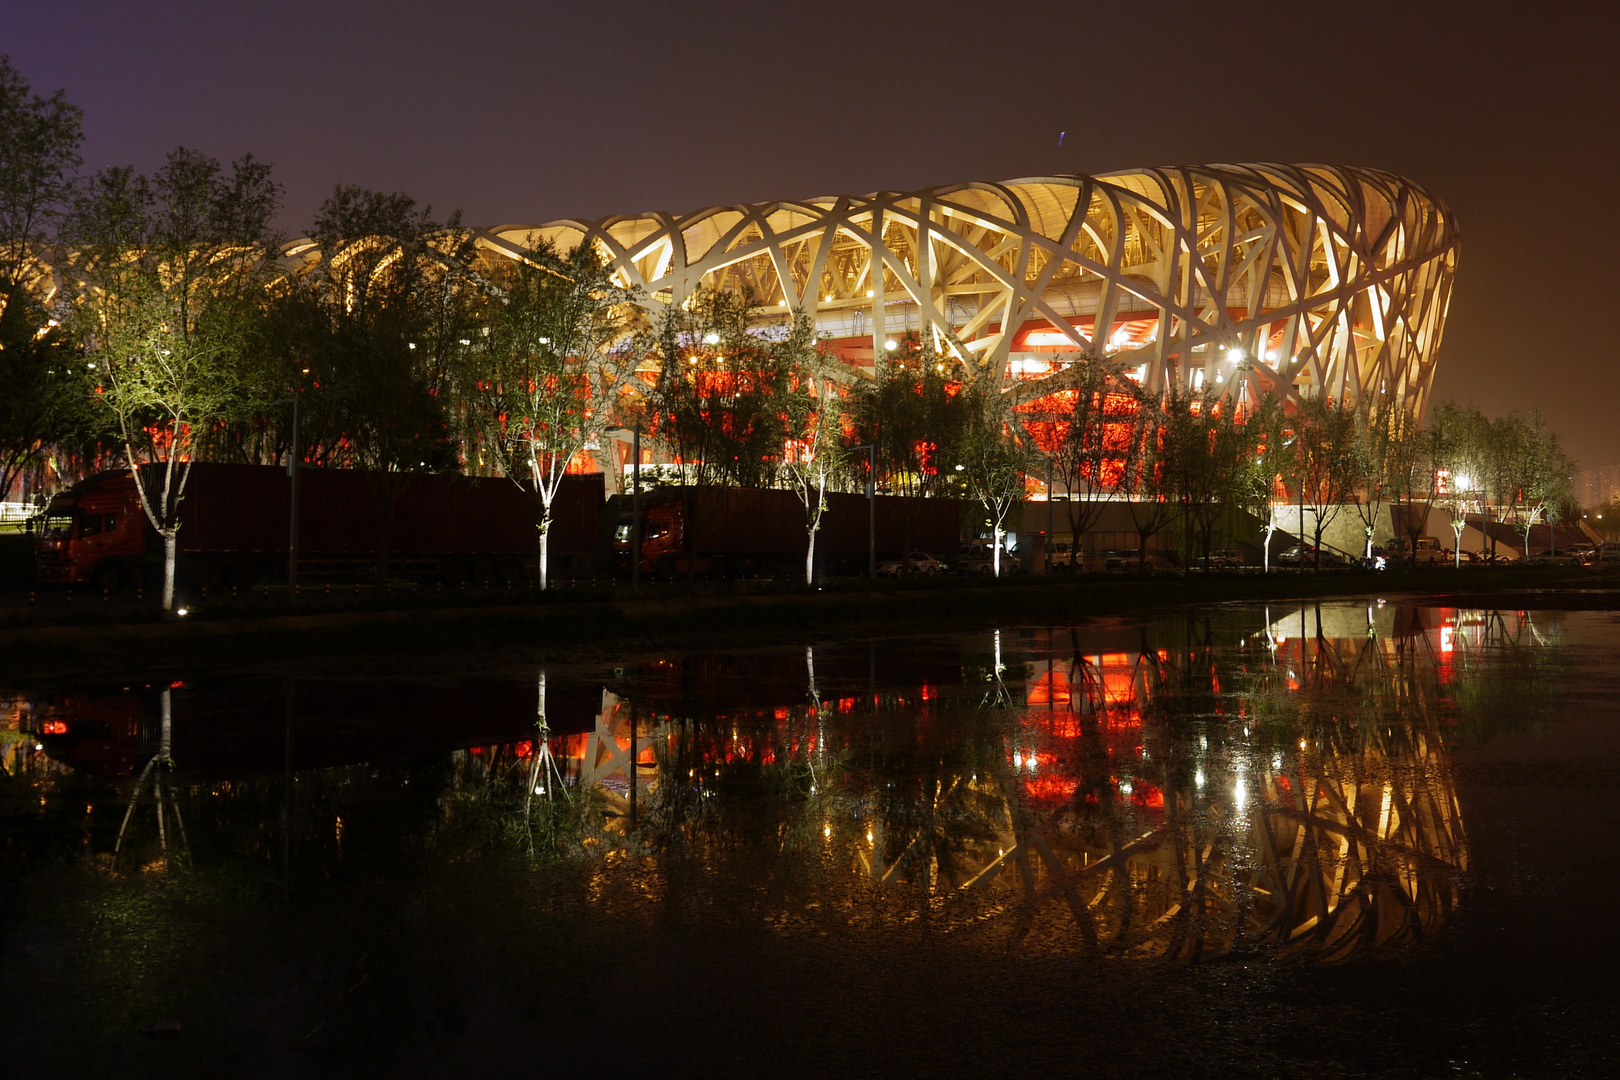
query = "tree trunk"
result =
(804, 528, 816, 586)
(993, 523, 1003, 577)
(162, 529, 177, 612)
(538, 507, 552, 591)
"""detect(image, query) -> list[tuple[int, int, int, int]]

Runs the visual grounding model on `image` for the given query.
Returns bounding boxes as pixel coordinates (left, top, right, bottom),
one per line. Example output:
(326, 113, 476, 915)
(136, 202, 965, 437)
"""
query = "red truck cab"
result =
(34, 472, 147, 589)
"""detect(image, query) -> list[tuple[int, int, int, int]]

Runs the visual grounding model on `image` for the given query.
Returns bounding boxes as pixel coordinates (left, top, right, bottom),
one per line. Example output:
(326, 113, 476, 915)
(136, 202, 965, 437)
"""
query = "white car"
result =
(876, 551, 944, 577)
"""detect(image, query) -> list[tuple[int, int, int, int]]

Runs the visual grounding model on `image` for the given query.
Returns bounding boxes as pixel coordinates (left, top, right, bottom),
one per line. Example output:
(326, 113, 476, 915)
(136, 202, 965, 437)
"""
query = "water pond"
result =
(3, 600, 1618, 1077)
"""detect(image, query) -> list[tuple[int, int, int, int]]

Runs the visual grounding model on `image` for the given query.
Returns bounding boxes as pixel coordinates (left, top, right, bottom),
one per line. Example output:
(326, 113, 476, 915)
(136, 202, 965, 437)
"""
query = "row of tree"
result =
(0, 58, 1581, 611)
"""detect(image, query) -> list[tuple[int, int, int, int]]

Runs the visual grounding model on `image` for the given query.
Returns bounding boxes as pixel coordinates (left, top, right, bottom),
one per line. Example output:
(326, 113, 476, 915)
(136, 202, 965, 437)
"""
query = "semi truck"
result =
(608, 485, 962, 579)
(34, 463, 603, 591)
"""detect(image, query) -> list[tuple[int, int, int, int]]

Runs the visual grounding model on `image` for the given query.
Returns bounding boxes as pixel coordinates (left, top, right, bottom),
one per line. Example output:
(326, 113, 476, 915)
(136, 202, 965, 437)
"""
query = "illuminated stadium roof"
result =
(277, 164, 1458, 416)
(479, 165, 1456, 414)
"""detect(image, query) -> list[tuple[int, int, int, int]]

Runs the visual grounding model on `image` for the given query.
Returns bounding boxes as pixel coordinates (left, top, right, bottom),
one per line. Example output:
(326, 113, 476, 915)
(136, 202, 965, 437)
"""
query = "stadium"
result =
(343, 162, 1460, 416)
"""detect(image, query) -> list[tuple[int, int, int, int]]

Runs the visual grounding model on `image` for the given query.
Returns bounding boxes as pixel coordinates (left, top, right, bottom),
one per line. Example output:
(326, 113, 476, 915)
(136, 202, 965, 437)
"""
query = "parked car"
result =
(1193, 548, 1245, 569)
(876, 551, 945, 577)
(1278, 544, 1345, 568)
(1529, 549, 1582, 567)
(951, 551, 1021, 576)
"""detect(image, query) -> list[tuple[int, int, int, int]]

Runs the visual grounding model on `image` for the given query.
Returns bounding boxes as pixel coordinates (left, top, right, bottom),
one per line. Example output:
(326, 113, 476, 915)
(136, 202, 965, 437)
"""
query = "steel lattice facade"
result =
(452, 164, 1457, 416)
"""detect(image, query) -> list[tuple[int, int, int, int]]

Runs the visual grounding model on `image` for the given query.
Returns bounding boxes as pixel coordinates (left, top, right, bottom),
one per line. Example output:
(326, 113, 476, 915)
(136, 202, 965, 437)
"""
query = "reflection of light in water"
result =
(1195, 768, 1205, 789)
(1234, 769, 1248, 808)
(1119, 780, 1133, 796)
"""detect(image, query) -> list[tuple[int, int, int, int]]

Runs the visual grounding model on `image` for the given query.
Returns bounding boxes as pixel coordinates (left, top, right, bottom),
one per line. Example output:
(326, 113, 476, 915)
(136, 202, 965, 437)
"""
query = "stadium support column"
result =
(871, 205, 885, 365)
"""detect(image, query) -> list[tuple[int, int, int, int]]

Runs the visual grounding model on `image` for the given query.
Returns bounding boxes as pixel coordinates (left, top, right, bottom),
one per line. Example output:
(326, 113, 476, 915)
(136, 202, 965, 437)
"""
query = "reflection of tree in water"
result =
(111, 687, 191, 871)
(554, 609, 1560, 963)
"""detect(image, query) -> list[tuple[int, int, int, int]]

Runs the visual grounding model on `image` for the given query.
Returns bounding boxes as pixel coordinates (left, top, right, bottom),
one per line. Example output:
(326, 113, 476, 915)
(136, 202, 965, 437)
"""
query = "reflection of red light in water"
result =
(1440, 625, 1454, 653)
(1026, 672, 1071, 706)
(1131, 784, 1164, 810)
(514, 740, 533, 758)
(1023, 774, 1080, 803)
(42, 720, 68, 735)
(774, 707, 788, 720)
(469, 746, 484, 755)
(1033, 714, 1084, 739)
(920, 683, 935, 701)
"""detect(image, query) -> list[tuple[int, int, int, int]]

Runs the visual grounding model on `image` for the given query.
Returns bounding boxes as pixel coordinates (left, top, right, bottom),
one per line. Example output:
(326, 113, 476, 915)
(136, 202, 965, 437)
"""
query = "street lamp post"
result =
(850, 444, 875, 578)
(271, 394, 301, 602)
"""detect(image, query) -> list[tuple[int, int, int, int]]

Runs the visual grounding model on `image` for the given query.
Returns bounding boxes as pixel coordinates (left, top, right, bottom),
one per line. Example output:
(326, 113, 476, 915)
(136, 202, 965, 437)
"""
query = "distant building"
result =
(1577, 464, 1620, 508)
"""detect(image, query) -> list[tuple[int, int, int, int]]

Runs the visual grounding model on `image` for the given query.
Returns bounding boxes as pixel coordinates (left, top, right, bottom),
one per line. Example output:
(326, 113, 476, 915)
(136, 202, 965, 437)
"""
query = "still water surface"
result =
(3, 601, 1617, 1077)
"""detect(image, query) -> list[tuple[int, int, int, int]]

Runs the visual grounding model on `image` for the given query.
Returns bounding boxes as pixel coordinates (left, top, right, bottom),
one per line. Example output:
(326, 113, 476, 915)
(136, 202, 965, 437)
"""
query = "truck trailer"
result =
(35, 463, 603, 590)
(608, 485, 962, 579)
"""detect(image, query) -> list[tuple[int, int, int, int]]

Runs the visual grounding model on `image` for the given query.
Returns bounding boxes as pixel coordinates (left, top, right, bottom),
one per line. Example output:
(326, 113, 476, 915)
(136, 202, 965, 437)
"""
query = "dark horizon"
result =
(10, 0, 1615, 468)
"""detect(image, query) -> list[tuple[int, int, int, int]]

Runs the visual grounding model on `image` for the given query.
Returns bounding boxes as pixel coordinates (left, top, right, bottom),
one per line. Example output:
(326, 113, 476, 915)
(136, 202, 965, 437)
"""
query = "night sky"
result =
(9, 0, 1616, 468)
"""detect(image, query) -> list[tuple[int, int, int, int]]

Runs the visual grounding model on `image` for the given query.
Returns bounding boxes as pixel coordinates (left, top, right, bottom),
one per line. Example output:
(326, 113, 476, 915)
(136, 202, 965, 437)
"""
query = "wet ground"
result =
(3, 601, 1618, 1078)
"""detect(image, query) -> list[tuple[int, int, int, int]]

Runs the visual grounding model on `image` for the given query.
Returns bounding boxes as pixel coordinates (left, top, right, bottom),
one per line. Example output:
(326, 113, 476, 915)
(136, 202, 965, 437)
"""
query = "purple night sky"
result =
(9, 0, 1615, 467)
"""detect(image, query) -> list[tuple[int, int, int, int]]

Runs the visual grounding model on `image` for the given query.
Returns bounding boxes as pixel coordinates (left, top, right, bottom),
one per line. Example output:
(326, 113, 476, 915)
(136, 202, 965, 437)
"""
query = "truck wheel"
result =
(228, 561, 259, 589)
(443, 561, 470, 586)
(188, 561, 222, 590)
(92, 563, 125, 594)
(655, 556, 676, 582)
(707, 557, 729, 581)
(499, 559, 523, 584)
(472, 560, 496, 585)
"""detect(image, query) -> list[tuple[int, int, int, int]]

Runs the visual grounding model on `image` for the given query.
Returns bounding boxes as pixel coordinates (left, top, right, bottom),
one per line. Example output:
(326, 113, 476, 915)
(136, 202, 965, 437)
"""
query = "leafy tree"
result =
(1427, 401, 1490, 566)
(1497, 411, 1573, 557)
(458, 238, 639, 587)
(845, 337, 971, 501)
(1292, 396, 1361, 569)
(1022, 356, 1127, 565)
(1232, 396, 1292, 573)
(649, 287, 791, 490)
(65, 148, 281, 609)
(297, 186, 469, 585)
(1160, 385, 1244, 567)
(1348, 396, 1404, 562)
(1383, 406, 1440, 565)
(0, 56, 84, 505)
(772, 310, 848, 584)
(1117, 390, 1177, 569)
(960, 388, 1034, 577)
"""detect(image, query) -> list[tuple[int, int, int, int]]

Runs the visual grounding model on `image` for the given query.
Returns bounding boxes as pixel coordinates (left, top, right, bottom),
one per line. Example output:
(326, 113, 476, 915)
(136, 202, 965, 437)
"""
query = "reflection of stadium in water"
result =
(549, 606, 1563, 962)
(3, 603, 1565, 964)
